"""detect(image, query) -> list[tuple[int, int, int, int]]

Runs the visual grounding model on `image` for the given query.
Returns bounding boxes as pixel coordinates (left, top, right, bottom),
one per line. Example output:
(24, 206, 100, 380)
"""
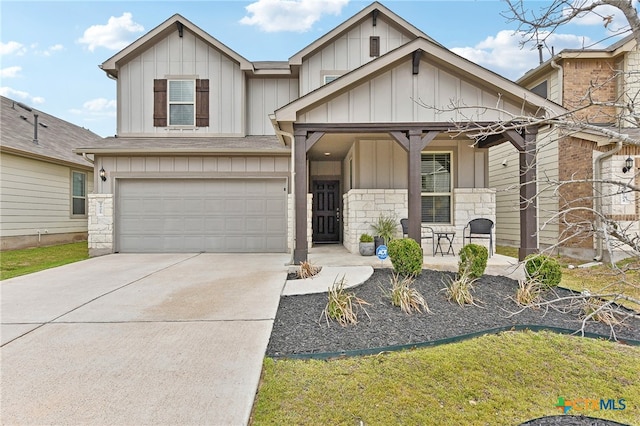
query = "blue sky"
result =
(1, 0, 636, 137)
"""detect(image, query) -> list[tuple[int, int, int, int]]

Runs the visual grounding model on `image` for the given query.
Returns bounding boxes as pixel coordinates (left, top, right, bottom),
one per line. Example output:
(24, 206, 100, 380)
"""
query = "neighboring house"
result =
(489, 36, 640, 261)
(76, 1, 561, 260)
(0, 96, 100, 250)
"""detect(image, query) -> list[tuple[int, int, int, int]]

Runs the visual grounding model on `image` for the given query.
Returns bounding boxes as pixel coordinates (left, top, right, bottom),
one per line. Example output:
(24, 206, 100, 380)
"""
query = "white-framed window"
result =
(168, 79, 195, 126)
(421, 152, 452, 224)
(71, 171, 87, 217)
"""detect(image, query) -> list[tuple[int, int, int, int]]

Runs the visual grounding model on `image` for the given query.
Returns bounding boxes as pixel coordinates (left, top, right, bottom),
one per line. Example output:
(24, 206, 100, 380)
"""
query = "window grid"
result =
(71, 171, 87, 217)
(421, 152, 452, 224)
(168, 80, 195, 126)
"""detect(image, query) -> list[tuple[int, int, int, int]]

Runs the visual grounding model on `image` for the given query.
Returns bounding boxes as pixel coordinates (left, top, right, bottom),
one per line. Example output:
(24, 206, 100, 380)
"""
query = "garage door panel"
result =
(117, 179, 287, 253)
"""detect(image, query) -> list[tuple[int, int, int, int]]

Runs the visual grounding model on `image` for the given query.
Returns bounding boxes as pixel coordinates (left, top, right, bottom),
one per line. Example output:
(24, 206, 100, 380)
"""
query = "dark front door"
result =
(312, 180, 340, 243)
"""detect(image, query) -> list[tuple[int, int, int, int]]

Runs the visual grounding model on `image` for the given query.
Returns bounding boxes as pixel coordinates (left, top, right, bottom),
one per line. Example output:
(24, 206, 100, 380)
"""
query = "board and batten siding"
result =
(488, 128, 560, 248)
(0, 153, 93, 237)
(350, 138, 485, 190)
(247, 78, 299, 135)
(118, 30, 244, 136)
(94, 155, 291, 195)
(299, 15, 414, 96)
(299, 59, 524, 123)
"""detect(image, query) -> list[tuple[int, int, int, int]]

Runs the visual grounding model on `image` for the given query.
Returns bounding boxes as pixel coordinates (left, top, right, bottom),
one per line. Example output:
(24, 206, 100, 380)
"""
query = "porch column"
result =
(392, 130, 438, 243)
(504, 127, 539, 261)
(519, 126, 538, 260)
(293, 129, 324, 264)
(407, 130, 424, 242)
(293, 130, 307, 264)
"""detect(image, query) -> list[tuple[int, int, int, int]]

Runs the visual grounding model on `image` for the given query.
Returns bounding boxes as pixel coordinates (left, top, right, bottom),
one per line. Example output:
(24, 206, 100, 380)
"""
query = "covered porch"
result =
(291, 123, 538, 263)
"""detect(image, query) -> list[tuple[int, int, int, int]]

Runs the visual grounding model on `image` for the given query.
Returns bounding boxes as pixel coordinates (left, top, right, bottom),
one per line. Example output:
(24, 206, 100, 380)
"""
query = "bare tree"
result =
(420, 1, 640, 337)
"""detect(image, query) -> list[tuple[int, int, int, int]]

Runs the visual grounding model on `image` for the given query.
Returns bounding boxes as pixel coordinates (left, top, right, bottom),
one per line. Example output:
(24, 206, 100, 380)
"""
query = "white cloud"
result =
(70, 98, 117, 122)
(451, 30, 596, 80)
(0, 87, 44, 105)
(0, 41, 26, 56)
(566, 0, 638, 32)
(240, 0, 349, 32)
(78, 12, 144, 52)
(1, 66, 22, 78)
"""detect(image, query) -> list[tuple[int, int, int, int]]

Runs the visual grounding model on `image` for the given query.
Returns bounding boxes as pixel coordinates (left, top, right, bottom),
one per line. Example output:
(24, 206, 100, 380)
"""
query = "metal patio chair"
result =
(401, 218, 435, 256)
(463, 218, 494, 257)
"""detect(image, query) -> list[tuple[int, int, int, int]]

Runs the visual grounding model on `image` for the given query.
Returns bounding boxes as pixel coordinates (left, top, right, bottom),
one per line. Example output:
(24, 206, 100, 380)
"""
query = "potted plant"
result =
(371, 212, 398, 249)
(359, 233, 375, 256)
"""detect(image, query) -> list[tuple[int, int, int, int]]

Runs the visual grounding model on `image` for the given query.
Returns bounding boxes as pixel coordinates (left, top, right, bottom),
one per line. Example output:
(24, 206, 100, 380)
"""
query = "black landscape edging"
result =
(269, 325, 640, 360)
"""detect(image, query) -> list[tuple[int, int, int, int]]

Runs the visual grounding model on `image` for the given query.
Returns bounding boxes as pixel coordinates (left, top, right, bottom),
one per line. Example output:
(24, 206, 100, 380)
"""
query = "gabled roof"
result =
(100, 14, 253, 78)
(288, 1, 441, 66)
(276, 37, 564, 122)
(518, 35, 637, 86)
(0, 96, 99, 169)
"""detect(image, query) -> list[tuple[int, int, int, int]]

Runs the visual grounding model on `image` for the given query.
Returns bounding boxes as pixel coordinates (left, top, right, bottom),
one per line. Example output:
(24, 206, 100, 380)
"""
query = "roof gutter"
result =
(270, 114, 296, 266)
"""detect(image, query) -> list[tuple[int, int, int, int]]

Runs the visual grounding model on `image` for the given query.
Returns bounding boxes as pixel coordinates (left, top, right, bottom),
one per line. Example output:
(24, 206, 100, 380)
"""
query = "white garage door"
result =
(117, 179, 287, 253)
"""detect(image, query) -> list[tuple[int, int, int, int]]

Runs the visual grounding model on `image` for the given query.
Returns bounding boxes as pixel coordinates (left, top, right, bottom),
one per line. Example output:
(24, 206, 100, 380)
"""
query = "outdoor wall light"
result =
(99, 167, 107, 182)
(622, 156, 633, 174)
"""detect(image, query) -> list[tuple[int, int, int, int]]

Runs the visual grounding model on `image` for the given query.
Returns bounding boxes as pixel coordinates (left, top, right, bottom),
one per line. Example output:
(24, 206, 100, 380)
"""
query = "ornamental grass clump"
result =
(524, 254, 562, 289)
(515, 279, 542, 307)
(387, 273, 430, 314)
(442, 266, 479, 306)
(298, 260, 320, 279)
(387, 238, 423, 277)
(458, 244, 488, 279)
(322, 276, 370, 326)
(582, 297, 622, 326)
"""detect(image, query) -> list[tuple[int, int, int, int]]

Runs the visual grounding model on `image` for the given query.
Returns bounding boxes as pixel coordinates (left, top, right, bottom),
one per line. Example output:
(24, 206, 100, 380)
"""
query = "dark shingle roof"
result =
(74, 135, 290, 155)
(0, 96, 101, 168)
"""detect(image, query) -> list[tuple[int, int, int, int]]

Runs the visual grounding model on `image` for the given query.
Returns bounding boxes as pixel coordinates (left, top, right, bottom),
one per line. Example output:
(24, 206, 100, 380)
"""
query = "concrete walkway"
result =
(1, 253, 289, 426)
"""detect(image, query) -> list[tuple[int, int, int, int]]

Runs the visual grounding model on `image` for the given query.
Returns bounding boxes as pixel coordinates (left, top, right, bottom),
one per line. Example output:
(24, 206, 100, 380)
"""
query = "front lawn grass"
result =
(252, 331, 639, 425)
(0, 242, 89, 280)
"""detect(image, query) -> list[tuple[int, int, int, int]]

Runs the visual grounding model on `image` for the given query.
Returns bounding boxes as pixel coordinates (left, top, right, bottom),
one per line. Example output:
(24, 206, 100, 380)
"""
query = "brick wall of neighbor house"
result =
(88, 194, 113, 257)
(342, 188, 495, 254)
(562, 57, 617, 123)
(557, 137, 640, 259)
(557, 137, 597, 252)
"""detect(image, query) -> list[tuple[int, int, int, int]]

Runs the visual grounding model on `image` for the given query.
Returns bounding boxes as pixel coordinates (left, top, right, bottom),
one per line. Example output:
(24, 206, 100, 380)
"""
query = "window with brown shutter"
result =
(195, 79, 209, 127)
(153, 78, 209, 127)
(153, 79, 167, 127)
(370, 36, 380, 57)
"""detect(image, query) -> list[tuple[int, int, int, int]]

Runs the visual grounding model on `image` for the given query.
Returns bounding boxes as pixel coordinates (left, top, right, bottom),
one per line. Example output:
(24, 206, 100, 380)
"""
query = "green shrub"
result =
(360, 233, 374, 243)
(524, 254, 562, 288)
(388, 238, 423, 277)
(458, 244, 488, 279)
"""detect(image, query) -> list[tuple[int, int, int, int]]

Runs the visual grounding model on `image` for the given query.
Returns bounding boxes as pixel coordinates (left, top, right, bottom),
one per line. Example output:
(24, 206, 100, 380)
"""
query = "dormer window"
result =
(168, 80, 195, 126)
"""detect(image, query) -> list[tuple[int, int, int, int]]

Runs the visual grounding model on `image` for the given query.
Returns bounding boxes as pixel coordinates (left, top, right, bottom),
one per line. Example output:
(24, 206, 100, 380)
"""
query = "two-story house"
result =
(1, 96, 99, 250)
(76, 1, 561, 261)
(490, 35, 640, 262)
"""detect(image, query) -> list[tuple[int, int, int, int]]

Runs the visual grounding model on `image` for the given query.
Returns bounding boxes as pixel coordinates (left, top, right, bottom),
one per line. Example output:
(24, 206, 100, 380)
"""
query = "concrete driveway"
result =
(1, 253, 289, 426)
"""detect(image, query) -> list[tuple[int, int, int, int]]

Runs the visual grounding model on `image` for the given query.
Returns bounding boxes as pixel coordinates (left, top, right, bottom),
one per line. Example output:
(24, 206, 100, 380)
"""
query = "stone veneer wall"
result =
(88, 194, 113, 257)
(287, 194, 313, 252)
(343, 188, 496, 254)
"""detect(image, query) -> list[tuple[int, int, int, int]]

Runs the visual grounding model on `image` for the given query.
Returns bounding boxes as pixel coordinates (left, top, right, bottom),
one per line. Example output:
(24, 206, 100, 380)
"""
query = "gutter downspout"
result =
(593, 141, 622, 261)
(270, 115, 296, 265)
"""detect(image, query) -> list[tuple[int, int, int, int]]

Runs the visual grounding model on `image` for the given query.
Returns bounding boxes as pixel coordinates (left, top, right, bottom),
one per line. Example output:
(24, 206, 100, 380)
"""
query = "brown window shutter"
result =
(196, 79, 209, 127)
(370, 36, 380, 57)
(153, 79, 167, 127)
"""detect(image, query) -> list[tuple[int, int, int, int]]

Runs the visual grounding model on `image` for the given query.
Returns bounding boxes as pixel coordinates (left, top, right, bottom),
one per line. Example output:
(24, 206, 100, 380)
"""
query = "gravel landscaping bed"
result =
(267, 268, 640, 357)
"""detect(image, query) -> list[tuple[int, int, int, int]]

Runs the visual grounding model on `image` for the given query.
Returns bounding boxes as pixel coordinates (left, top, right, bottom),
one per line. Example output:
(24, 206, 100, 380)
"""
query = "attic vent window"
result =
(370, 36, 380, 57)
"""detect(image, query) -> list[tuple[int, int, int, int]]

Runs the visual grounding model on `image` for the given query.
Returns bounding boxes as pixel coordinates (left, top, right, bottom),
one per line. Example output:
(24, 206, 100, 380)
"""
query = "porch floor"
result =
(307, 244, 525, 281)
